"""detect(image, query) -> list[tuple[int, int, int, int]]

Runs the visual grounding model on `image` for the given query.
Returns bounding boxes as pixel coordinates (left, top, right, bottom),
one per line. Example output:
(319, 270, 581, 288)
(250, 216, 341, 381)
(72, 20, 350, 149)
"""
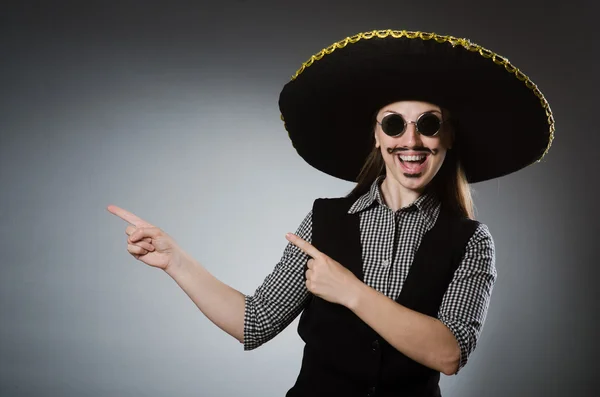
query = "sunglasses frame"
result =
(376, 111, 446, 137)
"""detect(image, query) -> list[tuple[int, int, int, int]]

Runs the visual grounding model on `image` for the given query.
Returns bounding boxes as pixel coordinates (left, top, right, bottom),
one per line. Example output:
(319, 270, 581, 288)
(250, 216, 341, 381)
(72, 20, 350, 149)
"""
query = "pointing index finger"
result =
(107, 205, 153, 227)
(286, 233, 321, 259)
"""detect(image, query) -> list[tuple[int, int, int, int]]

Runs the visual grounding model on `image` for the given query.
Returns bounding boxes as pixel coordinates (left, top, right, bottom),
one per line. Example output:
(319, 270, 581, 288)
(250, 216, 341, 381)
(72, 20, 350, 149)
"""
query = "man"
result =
(109, 29, 553, 396)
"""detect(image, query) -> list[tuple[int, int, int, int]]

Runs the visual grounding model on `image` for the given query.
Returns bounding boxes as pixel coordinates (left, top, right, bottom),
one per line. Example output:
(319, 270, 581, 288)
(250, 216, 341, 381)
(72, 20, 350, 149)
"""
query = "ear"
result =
(374, 130, 380, 149)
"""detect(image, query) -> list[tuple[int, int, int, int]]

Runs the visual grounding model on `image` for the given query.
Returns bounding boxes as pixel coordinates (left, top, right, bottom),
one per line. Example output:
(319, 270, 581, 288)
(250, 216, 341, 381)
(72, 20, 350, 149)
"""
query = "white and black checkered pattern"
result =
(244, 176, 496, 373)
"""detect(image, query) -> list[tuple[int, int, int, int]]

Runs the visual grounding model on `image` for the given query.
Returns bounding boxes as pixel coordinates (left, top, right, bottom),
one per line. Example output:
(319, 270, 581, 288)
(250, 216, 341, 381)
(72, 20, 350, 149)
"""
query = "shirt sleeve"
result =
(243, 209, 313, 350)
(437, 223, 497, 373)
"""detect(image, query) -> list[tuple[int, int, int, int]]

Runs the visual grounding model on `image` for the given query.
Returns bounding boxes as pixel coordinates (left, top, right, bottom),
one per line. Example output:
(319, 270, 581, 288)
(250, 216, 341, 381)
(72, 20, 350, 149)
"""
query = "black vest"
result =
(286, 196, 479, 397)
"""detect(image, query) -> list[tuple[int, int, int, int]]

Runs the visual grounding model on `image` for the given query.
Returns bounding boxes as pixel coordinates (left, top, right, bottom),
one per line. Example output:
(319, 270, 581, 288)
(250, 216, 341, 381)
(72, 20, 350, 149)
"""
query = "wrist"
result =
(345, 278, 368, 311)
(164, 249, 194, 278)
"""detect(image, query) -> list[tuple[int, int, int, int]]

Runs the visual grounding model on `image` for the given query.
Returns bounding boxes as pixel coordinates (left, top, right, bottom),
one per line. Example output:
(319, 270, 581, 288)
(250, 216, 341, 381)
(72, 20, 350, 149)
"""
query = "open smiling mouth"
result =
(397, 153, 428, 174)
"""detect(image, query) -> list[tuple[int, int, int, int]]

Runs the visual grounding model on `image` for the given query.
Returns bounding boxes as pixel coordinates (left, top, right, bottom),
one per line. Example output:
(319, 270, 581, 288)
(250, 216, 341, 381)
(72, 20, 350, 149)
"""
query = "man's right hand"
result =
(107, 205, 183, 272)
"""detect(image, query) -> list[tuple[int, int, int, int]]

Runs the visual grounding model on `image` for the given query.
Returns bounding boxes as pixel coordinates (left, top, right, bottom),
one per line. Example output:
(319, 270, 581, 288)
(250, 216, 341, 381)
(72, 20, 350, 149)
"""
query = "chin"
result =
(398, 172, 433, 192)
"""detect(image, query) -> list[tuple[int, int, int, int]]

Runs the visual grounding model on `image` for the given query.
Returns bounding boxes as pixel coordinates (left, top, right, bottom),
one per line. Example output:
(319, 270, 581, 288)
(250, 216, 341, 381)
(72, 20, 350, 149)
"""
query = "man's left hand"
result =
(286, 233, 362, 308)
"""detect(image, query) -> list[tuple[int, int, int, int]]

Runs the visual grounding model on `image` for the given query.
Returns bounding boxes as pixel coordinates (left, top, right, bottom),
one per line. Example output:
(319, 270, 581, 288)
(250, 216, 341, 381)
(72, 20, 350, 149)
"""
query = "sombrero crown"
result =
(279, 29, 554, 183)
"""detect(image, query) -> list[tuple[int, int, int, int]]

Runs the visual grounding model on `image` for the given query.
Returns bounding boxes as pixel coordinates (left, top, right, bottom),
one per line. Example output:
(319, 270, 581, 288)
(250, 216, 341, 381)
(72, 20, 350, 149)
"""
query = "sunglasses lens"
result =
(417, 113, 442, 136)
(381, 114, 405, 136)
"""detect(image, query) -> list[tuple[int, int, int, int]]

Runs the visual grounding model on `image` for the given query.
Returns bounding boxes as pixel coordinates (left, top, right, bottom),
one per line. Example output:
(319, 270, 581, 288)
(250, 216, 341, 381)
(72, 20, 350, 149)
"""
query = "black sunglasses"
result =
(377, 112, 446, 137)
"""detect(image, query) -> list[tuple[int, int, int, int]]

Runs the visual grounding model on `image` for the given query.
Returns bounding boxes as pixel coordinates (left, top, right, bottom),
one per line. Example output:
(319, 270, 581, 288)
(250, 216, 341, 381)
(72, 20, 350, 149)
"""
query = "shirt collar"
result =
(348, 175, 440, 229)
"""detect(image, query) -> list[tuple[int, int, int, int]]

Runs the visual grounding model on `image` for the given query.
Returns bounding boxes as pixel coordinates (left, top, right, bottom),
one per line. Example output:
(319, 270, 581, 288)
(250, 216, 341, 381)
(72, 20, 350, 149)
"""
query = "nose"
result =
(399, 122, 422, 147)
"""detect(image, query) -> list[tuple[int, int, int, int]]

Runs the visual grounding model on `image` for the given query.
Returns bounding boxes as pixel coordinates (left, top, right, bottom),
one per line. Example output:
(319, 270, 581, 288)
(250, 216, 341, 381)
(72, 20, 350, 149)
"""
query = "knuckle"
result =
(131, 228, 145, 241)
(128, 244, 145, 255)
(141, 242, 153, 251)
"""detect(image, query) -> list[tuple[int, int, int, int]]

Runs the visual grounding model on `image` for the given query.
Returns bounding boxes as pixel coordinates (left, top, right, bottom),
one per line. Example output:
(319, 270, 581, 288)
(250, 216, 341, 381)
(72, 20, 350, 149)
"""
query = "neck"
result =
(380, 176, 424, 211)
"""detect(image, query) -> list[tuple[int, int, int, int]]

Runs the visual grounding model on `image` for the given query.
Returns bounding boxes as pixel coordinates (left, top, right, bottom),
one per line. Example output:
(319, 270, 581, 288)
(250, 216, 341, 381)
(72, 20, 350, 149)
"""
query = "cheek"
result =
(374, 129, 385, 148)
(376, 131, 395, 150)
(429, 150, 447, 173)
(423, 135, 450, 154)
(437, 130, 453, 150)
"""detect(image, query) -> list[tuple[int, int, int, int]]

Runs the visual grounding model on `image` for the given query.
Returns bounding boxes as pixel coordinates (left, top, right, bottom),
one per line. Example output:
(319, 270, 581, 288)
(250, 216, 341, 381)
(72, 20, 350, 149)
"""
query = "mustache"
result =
(386, 147, 437, 155)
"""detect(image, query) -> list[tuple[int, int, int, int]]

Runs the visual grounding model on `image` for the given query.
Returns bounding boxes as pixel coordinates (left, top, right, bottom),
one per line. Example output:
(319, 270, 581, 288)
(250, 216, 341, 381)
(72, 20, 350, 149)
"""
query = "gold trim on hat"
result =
(282, 29, 554, 163)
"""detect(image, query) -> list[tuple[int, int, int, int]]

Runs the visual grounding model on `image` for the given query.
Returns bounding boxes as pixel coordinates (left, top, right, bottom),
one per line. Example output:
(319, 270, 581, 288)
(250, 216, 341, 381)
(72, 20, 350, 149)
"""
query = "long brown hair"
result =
(346, 115, 475, 220)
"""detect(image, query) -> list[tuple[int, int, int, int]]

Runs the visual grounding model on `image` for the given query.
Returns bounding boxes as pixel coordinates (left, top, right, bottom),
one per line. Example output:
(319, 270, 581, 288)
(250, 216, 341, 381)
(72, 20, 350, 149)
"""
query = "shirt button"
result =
(371, 339, 379, 352)
(382, 259, 389, 267)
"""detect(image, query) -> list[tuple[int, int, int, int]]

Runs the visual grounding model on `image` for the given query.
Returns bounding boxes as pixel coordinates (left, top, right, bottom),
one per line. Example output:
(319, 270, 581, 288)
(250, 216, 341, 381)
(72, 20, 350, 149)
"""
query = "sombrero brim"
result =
(278, 30, 554, 183)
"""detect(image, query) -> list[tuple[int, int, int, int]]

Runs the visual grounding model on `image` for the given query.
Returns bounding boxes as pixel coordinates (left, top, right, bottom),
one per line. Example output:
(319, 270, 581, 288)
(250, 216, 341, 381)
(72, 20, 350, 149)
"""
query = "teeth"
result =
(398, 154, 426, 161)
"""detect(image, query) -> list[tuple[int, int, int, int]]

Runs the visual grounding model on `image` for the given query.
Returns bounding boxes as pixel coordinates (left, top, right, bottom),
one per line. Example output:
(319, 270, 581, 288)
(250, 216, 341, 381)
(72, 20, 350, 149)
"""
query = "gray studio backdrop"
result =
(1, 1, 598, 396)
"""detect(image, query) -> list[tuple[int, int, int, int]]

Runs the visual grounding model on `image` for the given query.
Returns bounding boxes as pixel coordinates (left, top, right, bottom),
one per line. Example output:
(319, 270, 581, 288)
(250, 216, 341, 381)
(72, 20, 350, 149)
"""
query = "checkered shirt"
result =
(243, 176, 496, 373)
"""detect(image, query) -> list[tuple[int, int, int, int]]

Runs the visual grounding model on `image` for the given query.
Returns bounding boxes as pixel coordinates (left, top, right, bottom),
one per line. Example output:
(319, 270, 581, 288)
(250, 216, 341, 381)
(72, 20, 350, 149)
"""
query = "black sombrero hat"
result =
(278, 29, 554, 183)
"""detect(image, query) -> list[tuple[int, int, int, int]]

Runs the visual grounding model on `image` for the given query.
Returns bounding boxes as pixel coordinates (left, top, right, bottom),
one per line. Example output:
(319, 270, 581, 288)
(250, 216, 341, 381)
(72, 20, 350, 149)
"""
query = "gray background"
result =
(1, 1, 598, 396)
